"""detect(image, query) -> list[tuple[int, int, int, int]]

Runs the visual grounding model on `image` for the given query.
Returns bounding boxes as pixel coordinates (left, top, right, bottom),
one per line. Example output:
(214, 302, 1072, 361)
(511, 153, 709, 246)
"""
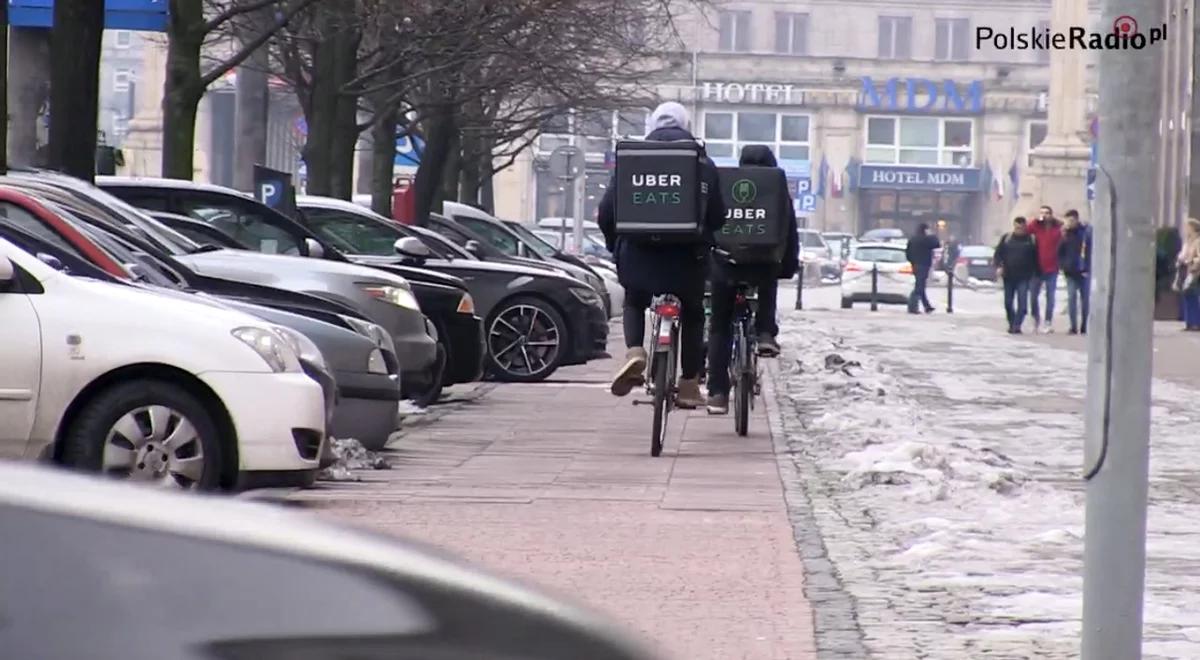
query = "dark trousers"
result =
(1184, 290, 1200, 329)
(1066, 273, 1090, 332)
(1030, 272, 1059, 323)
(623, 287, 705, 379)
(908, 264, 933, 312)
(1003, 277, 1031, 331)
(706, 277, 778, 395)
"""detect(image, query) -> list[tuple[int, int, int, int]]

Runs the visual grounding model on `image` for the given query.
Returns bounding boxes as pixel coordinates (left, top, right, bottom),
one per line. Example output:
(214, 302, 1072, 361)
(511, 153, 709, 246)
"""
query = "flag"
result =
(1008, 161, 1019, 200)
(816, 156, 829, 198)
(831, 170, 845, 198)
(993, 169, 1004, 200)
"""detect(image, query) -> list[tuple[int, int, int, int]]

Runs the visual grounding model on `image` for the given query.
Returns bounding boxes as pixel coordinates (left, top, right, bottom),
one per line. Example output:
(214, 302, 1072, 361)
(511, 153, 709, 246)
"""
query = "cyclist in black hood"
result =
(705, 144, 799, 414)
(597, 102, 726, 408)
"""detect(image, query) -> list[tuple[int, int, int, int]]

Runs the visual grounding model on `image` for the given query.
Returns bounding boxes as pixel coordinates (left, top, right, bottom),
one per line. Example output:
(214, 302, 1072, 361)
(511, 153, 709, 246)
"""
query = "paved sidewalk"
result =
(292, 327, 818, 660)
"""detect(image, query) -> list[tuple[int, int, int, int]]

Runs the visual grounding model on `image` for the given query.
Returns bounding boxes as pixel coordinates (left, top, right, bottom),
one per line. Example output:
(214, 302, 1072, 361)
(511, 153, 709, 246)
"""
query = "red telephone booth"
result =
(391, 177, 416, 224)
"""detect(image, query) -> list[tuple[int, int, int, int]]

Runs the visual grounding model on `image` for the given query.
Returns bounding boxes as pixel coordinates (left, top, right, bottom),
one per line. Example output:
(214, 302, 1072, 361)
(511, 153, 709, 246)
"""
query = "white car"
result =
(839, 242, 915, 309)
(0, 238, 326, 490)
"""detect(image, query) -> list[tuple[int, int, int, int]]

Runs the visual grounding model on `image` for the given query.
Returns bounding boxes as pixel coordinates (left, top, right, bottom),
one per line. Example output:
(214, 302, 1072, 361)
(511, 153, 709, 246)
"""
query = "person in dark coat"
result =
(994, 217, 1040, 334)
(704, 144, 799, 414)
(905, 223, 940, 313)
(596, 101, 726, 408)
(1057, 209, 1092, 334)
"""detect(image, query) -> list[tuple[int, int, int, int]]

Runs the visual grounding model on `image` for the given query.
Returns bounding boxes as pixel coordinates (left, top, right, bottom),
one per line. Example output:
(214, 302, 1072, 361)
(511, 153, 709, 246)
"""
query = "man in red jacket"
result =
(1028, 205, 1063, 333)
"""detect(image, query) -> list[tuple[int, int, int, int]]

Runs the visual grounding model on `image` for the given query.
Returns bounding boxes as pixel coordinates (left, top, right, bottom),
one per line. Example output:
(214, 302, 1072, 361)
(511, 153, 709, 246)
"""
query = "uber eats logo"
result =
(731, 179, 757, 204)
(724, 178, 767, 235)
(631, 174, 683, 205)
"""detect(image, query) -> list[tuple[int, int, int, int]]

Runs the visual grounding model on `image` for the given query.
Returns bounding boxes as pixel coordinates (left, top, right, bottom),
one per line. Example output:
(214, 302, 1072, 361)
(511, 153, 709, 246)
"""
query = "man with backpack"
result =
(704, 145, 799, 415)
(905, 223, 940, 314)
(596, 102, 726, 408)
(994, 217, 1040, 334)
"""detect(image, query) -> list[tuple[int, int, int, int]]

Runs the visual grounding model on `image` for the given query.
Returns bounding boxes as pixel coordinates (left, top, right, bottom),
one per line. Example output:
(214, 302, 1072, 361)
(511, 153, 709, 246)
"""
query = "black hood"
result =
(646, 126, 699, 143)
(739, 145, 778, 167)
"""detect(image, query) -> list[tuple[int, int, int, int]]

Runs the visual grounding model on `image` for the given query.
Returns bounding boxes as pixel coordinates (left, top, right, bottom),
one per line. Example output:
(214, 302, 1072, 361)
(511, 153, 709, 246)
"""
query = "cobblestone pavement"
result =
(773, 284, 1200, 659)
(292, 324, 818, 660)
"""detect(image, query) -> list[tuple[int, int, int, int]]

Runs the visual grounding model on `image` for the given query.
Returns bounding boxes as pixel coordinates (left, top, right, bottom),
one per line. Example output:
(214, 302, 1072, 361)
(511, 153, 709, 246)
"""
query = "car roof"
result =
(95, 175, 258, 199)
(296, 194, 381, 215)
(0, 461, 634, 642)
(852, 241, 906, 250)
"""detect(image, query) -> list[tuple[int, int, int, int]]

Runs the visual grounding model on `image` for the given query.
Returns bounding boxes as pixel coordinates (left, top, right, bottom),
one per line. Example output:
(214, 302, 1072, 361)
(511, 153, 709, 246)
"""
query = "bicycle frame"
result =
(646, 295, 681, 398)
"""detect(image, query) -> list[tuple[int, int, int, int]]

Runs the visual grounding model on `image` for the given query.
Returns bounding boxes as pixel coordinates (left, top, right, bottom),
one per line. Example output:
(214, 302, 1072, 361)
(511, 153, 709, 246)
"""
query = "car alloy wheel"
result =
(103, 405, 208, 488)
(486, 297, 565, 382)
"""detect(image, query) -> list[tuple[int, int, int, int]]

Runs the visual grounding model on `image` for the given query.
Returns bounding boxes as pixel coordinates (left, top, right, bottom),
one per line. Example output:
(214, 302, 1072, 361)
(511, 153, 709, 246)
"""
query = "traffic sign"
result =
(9, 0, 169, 30)
(395, 130, 423, 168)
(548, 145, 584, 179)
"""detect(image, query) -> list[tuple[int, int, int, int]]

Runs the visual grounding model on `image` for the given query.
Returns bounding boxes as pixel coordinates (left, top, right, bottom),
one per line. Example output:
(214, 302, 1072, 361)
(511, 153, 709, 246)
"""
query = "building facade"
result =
(493, 0, 1102, 245)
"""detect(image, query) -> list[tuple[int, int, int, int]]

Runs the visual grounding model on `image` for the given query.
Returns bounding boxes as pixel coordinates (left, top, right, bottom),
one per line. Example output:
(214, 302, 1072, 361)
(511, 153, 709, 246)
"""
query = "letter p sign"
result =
(258, 181, 280, 207)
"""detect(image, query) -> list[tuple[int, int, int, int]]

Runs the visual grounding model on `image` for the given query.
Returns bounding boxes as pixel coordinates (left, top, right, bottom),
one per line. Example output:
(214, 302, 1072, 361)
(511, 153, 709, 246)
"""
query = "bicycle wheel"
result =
(650, 351, 669, 457)
(734, 328, 751, 436)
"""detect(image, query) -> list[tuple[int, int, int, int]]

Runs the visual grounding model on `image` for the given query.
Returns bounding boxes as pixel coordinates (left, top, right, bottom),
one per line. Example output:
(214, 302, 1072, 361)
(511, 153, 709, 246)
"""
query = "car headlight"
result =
(569, 286, 602, 306)
(457, 292, 476, 314)
(231, 326, 302, 373)
(367, 348, 389, 375)
(339, 315, 398, 357)
(271, 325, 328, 372)
(360, 283, 420, 311)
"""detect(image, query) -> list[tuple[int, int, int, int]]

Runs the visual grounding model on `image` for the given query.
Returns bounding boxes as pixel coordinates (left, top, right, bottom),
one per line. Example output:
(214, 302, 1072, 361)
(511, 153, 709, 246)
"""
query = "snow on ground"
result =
(774, 285, 1200, 659)
(317, 438, 391, 482)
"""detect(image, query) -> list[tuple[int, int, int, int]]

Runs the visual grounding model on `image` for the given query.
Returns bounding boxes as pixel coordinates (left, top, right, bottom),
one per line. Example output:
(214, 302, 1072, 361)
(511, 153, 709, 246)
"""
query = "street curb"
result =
(763, 358, 871, 659)
(394, 380, 499, 434)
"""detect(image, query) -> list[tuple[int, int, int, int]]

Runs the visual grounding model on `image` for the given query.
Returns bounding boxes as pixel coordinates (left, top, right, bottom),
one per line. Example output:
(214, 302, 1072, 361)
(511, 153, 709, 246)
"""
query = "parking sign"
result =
(794, 177, 818, 212)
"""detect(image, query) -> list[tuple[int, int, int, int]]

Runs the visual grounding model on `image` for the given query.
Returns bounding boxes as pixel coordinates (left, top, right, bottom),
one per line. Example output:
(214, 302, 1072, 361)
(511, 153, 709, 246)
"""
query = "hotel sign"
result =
(858, 77, 984, 114)
(700, 82, 797, 105)
(858, 165, 984, 192)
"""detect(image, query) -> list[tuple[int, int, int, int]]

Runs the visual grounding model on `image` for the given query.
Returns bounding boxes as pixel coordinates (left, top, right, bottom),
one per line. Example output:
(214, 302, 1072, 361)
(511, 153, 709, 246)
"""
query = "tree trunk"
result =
(369, 102, 398, 217)
(233, 19, 271, 191)
(299, 33, 336, 195)
(480, 168, 495, 214)
(412, 105, 456, 223)
(7, 29, 50, 167)
(47, 0, 104, 180)
(439, 128, 461, 209)
(299, 2, 359, 197)
(162, 0, 206, 180)
(458, 154, 481, 205)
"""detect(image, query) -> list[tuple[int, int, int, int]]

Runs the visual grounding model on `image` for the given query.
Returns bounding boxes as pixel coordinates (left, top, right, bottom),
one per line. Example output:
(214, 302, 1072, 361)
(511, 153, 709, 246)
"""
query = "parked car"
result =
(0, 192, 404, 452)
(0, 461, 660, 660)
(960, 244, 997, 281)
(294, 196, 609, 382)
(90, 175, 448, 404)
(508, 222, 624, 317)
(0, 232, 326, 490)
(531, 225, 614, 261)
(797, 229, 834, 280)
(839, 242, 914, 309)
(536, 216, 609, 253)
(859, 227, 906, 243)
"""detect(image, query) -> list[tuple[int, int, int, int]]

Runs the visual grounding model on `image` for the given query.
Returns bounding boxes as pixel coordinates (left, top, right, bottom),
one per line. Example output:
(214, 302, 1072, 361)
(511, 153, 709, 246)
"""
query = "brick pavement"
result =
(292, 326, 819, 660)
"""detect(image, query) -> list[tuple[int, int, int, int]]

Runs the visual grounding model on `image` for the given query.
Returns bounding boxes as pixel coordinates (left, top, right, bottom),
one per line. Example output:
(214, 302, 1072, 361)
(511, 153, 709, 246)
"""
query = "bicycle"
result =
(729, 282, 761, 436)
(639, 294, 681, 457)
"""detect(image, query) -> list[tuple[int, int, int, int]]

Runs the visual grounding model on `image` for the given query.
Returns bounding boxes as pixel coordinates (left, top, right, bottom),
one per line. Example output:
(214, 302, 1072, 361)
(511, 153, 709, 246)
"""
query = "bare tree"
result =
(47, 0, 105, 181)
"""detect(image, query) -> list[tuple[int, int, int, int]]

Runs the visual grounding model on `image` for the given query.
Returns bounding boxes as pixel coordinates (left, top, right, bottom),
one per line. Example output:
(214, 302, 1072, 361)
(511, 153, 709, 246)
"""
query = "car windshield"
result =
(854, 246, 907, 263)
(406, 225, 476, 260)
(504, 222, 558, 258)
(303, 209, 400, 256)
(53, 180, 202, 255)
(800, 232, 826, 248)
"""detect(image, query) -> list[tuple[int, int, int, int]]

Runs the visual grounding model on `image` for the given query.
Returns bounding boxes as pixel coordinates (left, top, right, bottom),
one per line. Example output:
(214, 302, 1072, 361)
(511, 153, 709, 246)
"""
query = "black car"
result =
(95, 179, 606, 383)
(148, 210, 485, 391)
(293, 198, 609, 382)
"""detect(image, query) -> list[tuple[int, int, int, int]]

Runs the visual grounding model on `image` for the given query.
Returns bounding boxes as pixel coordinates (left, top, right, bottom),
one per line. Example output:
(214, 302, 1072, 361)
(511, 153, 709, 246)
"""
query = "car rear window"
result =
(854, 246, 907, 263)
(800, 232, 825, 248)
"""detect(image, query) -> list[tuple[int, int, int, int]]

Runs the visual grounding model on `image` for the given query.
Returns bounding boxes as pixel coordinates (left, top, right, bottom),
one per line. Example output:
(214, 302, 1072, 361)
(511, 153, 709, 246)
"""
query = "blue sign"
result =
(395, 129, 424, 167)
(858, 77, 984, 114)
(858, 165, 984, 192)
(253, 165, 296, 219)
(9, 0, 169, 30)
(1087, 132, 1098, 201)
(794, 177, 817, 213)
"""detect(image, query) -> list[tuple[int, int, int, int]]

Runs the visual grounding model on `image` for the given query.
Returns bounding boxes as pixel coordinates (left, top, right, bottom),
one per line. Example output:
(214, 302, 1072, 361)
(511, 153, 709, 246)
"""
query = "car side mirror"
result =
(0, 256, 14, 283)
(464, 240, 484, 257)
(37, 253, 64, 271)
(304, 237, 325, 259)
(394, 237, 431, 260)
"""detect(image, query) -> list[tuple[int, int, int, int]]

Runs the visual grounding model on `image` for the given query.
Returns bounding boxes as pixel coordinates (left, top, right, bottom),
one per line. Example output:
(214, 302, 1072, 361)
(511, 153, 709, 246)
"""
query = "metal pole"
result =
(1081, 0, 1163, 656)
(946, 265, 955, 314)
(870, 264, 878, 311)
(794, 264, 804, 310)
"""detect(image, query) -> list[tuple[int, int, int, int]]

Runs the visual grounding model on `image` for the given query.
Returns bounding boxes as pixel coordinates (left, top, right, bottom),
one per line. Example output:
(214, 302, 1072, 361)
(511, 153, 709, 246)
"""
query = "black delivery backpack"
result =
(612, 139, 707, 242)
(715, 165, 789, 264)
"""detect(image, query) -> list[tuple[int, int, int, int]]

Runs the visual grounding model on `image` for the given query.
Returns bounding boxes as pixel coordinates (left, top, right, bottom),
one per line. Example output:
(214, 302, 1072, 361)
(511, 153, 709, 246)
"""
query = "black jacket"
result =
(994, 231, 1038, 281)
(712, 144, 801, 282)
(905, 233, 940, 268)
(1057, 225, 1091, 277)
(597, 125, 726, 295)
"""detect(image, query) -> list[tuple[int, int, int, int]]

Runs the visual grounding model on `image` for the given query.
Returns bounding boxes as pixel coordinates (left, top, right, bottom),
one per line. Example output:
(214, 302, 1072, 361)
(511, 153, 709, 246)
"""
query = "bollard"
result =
(946, 268, 955, 314)
(870, 264, 879, 311)
(794, 263, 804, 310)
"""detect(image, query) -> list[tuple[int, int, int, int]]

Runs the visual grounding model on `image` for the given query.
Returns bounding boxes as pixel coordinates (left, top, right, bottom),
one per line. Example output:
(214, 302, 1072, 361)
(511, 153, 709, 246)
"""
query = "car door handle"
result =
(0, 389, 33, 401)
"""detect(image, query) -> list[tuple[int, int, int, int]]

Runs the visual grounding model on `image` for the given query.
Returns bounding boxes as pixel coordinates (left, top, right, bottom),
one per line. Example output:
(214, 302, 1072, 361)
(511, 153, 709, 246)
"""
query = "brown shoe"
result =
(675, 378, 704, 409)
(610, 347, 647, 396)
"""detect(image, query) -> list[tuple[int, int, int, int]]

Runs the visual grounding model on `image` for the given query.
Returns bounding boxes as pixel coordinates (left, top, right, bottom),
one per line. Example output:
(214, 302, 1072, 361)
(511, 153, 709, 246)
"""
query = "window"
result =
(1036, 20, 1050, 63)
(177, 196, 303, 255)
(114, 30, 133, 48)
(701, 111, 811, 161)
(536, 108, 647, 155)
(113, 69, 133, 92)
(1027, 121, 1048, 166)
(0, 202, 81, 256)
(303, 209, 399, 256)
(774, 13, 808, 55)
(718, 10, 752, 53)
(854, 246, 907, 263)
(453, 216, 521, 256)
(865, 116, 974, 166)
(935, 18, 969, 61)
(878, 16, 912, 59)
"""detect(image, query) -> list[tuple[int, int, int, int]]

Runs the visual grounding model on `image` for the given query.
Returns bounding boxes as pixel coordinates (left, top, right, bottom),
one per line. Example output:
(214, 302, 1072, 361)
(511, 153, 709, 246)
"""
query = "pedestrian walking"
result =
(1028, 205, 1063, 333)
(1057, 209, 1092, 335)
(994, 217, 1039, 334)
(905, 223, 939, 314)
(1175, 217, 1200, 331)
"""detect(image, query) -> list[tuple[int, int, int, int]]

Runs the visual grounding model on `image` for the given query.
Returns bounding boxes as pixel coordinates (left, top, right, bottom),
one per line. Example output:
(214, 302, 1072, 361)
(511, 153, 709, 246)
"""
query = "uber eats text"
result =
(630, 174, 683, 205)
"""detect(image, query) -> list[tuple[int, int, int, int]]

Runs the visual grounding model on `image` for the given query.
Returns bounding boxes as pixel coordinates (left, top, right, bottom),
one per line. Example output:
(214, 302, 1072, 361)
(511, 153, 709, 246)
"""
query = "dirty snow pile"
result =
(317, 437, 391, 482)
(775, 311, 1200, 659)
